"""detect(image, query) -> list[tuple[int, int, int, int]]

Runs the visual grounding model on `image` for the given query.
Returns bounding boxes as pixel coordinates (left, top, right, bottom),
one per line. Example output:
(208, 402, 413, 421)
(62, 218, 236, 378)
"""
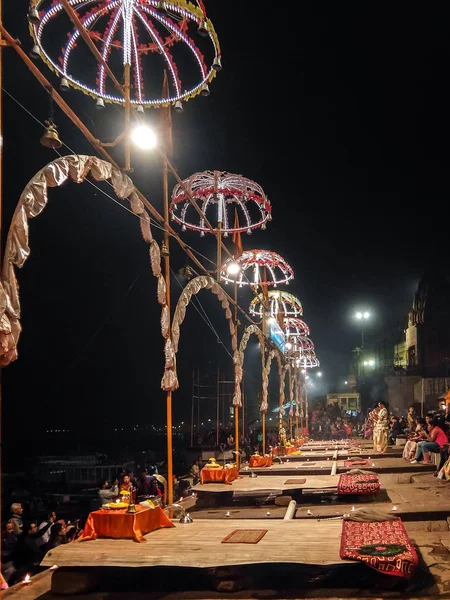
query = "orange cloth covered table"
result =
(249, 456, 273, 468)
(271, 446, 301, 456)
(200, 467, 239, 484)
(78, 505, 174, 543)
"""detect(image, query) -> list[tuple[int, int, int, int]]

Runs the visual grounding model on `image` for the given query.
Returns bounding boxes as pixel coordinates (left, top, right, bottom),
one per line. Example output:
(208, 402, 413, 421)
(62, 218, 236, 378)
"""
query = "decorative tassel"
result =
(150, 240, 162, 277)
(161, 305, 170, 338)
(157, 275, 167, 305)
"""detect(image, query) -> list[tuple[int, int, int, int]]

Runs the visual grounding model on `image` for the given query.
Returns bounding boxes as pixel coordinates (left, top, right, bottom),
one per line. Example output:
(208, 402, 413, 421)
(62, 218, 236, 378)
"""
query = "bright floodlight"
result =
(355, 312, 363, 319)
(226, 261, 241, 276)
(368, 359, 375, 366)
(131, 125, 157, 150)
(363, 361, 368, 366)
(317, 371, 322, 377)
(363, 311, 370, 319)
(344, 380, 348, 385)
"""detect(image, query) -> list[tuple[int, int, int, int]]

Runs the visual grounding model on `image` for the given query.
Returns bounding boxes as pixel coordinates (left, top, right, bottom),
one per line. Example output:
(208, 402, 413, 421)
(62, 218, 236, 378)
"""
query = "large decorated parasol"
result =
(170, 170, 271, 236)
(249, 290, 303, 318)
(283, 317, 310, 340)
(29, 0, 221, 107)
(220, 249, 293, 287)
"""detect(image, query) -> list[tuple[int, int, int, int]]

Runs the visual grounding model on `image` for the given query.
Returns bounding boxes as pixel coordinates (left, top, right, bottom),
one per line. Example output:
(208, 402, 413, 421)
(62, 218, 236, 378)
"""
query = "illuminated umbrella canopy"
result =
(249, 290, 303, 318)
(283, 317, 310, 342)
(296, 355, 320, 368)
(221, 249, 293, 287)
(170, 171, 271, 235)
(30, 0, 221, 107)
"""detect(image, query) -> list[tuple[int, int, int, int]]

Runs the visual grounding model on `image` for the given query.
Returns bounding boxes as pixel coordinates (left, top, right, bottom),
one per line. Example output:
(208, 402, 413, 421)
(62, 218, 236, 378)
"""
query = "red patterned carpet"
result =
(340, 519, 418, 579)
(337, 473, 380, 495)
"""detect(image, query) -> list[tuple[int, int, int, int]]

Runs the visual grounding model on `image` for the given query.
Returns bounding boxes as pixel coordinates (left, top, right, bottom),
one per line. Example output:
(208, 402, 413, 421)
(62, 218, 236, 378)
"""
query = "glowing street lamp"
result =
(226, 261, 241, 276)
(131, 125, 157, 150)
(317, 371, 322, 377)
(354, 310, 370, 348)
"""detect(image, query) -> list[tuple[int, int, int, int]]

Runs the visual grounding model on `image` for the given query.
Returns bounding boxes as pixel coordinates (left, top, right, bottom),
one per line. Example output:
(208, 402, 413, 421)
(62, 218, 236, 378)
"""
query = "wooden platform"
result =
(242, 457, 435, 476)
(42, 519, 348, 569)
(194, 474, 338, 496)
(269, 448, 403, 461)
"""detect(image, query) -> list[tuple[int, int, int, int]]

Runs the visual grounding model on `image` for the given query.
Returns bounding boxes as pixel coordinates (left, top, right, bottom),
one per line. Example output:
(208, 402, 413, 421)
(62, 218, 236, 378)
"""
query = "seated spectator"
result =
(98, 479, 119, 504)
(411, 417, 448, 464)
(403, 418, 427, 460)
(10, 504, 23, 536)
(189, 460, 200, 486)
(36, 511, 56, 548)
(11, 518, 54, 583)
(44, 522, 68, 552)
(389, 416, 403, 444)
(1, 521, 18, 584)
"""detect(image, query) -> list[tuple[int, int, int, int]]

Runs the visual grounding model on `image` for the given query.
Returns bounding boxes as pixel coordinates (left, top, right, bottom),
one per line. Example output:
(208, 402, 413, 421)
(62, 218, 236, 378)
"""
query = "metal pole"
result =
(235, 405, 239, 469)
(216, 221, 222, 281)
(190, 367, 194, 447)
(124, 63, 131, 172)
(261, 316, 266, 454)
(216, 366, 220, 446)
(0, 0, 4, 554)
(162, 158, 173, 505)
(197, 369, 200, 434)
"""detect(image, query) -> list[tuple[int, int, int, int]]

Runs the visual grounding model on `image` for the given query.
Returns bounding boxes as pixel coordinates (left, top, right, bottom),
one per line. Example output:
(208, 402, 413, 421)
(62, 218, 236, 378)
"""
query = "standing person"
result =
(406, 406, 417, 433)
(373, 401, 389, 454)
(98, 479, 119, 504)
(119, 474, 136, 504)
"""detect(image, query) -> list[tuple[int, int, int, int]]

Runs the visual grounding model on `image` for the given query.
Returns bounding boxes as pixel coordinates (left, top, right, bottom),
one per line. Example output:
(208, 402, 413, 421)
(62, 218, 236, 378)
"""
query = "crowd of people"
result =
(1, 503, 81, 587)
(309, 402, 364, 440)
(1, 466, 184, 588)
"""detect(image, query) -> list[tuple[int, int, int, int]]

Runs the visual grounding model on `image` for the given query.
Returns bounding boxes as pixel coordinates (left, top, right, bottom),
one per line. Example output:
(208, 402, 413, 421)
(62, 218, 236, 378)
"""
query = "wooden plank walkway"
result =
(41, 519, 349, 569)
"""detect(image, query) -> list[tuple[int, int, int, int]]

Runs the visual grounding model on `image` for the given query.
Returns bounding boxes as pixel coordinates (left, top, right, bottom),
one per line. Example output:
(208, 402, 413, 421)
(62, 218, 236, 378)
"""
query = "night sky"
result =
(1, 2, 449, 453)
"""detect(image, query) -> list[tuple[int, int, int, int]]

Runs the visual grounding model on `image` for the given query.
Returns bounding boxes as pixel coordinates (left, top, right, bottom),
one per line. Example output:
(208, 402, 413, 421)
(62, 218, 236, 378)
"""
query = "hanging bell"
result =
(212, 56, 222, 72)
(96, 98, 105, 110)
(29, 44, 41, 60)
(200, 230, 205, 237)
(136, 105, 144, 114)
(223, 231, 228, 238)
(174, 100, 183, 113)
(246, 228, 252, 235)
(261, 222, 266, 230)
(197, 19, 208, 37)
(28, 6, 40, 24)
(181, 224, 186, 232)
(40, 121, 62, 149)
(59, 77, 70, 92)
(156, 0, 166, 12)
(200, 83, 210, 97)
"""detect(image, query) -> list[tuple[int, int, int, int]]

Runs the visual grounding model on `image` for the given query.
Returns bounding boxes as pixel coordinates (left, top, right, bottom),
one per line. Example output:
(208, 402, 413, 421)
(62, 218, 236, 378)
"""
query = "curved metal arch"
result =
(166, 276, 240, 401)
(0, 154, 156, 366)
